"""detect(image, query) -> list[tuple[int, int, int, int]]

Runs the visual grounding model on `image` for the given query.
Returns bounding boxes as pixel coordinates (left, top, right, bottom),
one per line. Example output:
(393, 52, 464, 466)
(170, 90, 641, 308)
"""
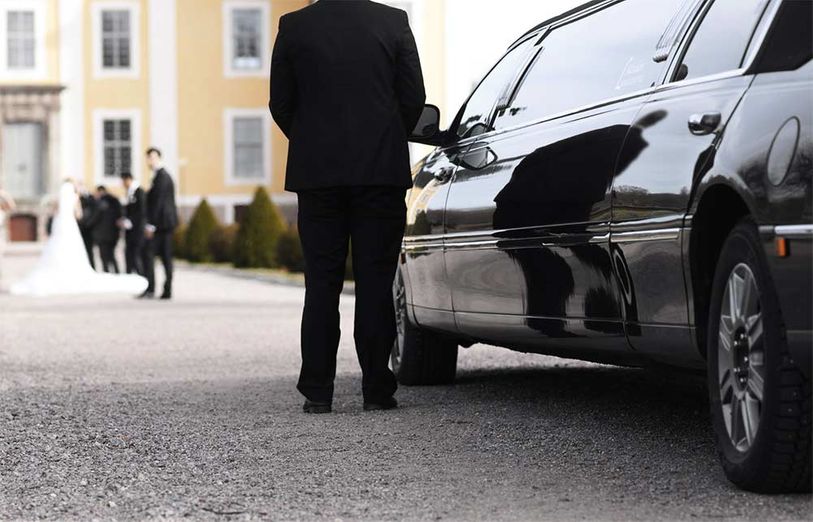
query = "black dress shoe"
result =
(137, 291, 154, 300)
(303, 400, 332, 414)
(363, 397, 398, 412)
(160, 292, 172, 300)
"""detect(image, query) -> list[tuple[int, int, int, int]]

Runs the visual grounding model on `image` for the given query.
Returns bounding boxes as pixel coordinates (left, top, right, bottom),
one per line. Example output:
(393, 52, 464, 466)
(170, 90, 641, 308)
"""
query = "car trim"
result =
(760, 224, 813, 239)
(612, 228, 682, 243)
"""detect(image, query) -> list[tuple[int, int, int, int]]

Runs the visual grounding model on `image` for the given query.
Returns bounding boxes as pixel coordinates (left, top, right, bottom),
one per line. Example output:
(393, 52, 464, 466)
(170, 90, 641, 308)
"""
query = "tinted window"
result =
(677, 0, 769, 81)
(751, 0, 812, 73)
(495, 0, 685, 130)
(455, 38, 534, 139)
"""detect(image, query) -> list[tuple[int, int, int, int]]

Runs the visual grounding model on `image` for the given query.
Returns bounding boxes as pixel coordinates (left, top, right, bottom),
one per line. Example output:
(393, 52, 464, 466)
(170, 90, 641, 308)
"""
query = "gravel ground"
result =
(0, 251, 810, 521)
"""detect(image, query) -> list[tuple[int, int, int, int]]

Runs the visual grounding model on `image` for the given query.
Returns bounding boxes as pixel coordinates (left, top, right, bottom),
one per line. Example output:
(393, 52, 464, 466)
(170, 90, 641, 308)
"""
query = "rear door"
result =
(444, 0, 686, 351)
(611, 0, 773, 365)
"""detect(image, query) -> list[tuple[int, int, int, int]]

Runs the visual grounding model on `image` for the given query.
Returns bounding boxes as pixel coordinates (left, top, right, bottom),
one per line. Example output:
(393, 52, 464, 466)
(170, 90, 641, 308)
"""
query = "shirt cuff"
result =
(145, 224, 157, 233)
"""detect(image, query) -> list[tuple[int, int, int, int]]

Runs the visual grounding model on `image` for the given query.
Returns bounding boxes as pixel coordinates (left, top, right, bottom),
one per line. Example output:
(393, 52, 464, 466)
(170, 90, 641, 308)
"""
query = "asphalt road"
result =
(0, 251, 810, 521)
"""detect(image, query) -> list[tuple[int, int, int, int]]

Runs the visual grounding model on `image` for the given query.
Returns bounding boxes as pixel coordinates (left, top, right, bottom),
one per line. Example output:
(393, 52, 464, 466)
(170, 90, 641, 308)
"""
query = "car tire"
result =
(392, 268, 458, 386)
(707, 218, 811, 493)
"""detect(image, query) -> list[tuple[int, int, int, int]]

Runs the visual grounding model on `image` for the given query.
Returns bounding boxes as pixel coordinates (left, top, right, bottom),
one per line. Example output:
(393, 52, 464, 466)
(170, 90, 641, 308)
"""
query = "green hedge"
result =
(277, 226, 305, 273)
(185, 199, 220, 263)
(233, 187, 285, 268)
(173, 223, 188, 260)
(209, 224, 239, 264)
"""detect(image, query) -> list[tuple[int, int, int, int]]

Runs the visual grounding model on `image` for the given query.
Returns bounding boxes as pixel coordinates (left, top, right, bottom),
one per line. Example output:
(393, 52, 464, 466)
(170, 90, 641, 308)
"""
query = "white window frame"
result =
(91, 1, 140, 79)
(0, 0, 47, 80)
(224, 108, 272, 186)
(93, 108, 142, 186)
(223, 0, 270, 78)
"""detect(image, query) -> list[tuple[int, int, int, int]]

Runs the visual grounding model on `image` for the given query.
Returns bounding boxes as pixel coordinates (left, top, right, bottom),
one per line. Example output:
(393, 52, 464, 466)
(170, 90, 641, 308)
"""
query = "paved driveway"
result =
(0, 252, 810, 520)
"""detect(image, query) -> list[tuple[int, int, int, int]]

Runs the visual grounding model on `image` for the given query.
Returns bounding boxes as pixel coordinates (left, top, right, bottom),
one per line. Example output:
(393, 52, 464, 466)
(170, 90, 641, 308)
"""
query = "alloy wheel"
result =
(718, 263, 765, 453)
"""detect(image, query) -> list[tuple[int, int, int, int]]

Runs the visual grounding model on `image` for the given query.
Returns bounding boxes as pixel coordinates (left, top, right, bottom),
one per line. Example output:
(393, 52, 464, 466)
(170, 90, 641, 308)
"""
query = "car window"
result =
(454, 38, 535, 139)
(494, 0, 685, 131)
(676, 0, 770, 81)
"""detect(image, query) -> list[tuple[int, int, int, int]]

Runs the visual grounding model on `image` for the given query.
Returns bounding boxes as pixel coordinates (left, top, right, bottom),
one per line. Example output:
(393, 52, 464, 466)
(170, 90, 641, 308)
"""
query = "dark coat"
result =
(78, 193, 97, 235)
(124, 186, 147, 238)
(270, 0, 426, 192)
(90, 194, 122, 243)
(146, 169, 178, 232)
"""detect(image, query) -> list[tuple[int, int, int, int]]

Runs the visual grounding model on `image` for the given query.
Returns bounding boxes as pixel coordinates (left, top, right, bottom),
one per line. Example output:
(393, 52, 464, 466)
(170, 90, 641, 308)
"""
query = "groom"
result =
(270, 0, 425, 413)
(140, 148, 178, 300)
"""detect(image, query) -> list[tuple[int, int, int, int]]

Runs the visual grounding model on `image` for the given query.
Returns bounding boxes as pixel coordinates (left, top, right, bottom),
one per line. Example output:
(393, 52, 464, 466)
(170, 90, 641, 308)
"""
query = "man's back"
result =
(270, 0, 426, 191)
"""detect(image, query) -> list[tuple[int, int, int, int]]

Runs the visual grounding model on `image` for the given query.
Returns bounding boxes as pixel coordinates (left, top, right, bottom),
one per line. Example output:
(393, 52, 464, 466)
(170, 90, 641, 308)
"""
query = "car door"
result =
(403, 37, 536, 333)
(611, 0, 773, 365)
(444, 0, 687, 352)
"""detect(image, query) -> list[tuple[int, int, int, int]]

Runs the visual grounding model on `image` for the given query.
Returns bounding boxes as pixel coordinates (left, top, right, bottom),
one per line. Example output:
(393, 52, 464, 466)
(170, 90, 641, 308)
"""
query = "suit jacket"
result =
(124, 186, 147, 239)
(90, 194, 122, 243)
(147, 168, 178, 233)
(270, 0, 426, 192)
(78, 193, 97, 235)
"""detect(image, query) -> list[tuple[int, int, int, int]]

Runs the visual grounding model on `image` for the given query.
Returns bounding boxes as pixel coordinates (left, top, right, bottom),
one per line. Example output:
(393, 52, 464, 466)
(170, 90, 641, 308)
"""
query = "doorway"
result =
(2, 122, 45, 200)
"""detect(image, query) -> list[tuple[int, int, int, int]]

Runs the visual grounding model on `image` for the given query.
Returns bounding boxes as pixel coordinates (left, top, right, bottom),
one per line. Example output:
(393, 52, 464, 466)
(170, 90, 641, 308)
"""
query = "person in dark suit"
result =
(270, 0, 426, 414)
(120, 172, 147, 275)
(77, 187, 97, 270)
(90, 185, 122, 274)
(140, 147, 178, 300)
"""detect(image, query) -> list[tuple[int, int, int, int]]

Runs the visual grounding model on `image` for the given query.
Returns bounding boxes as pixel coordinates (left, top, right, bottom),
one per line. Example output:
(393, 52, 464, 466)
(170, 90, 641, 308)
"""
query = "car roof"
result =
(511, 0, 611, 47)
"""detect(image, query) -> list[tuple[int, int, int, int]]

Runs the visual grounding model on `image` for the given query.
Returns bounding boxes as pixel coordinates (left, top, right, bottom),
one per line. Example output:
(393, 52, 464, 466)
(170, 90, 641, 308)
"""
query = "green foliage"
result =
(233, 187, 285, 268)
(184, 199, 220, 263)
(209, 224, 239, 264)
(173, 223, 188, 260)
(277, 226, 305, 273)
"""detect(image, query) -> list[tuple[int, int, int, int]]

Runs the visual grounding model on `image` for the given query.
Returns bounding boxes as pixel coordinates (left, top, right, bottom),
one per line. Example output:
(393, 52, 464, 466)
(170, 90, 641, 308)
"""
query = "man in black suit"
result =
(270, 0, 425, 414)
(140, 147, 178, 300)
(90, 185, 122, 273)
(120, 172, 147, 275)
(78, 186, 97, 269)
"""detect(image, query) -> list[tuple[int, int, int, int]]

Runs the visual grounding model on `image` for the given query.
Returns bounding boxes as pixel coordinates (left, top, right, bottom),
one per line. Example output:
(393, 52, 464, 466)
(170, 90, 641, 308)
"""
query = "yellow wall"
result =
(82, 0, 151, 187)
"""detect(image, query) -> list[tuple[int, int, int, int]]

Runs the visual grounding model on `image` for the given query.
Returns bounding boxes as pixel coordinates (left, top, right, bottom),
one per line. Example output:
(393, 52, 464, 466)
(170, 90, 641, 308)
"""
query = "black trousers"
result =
(125, 231, 145, 275)
(297, 186, 406, 403)
(81, 231, 95, 270)
(98, 241, 119, 274)
(143, 230, 174, 295)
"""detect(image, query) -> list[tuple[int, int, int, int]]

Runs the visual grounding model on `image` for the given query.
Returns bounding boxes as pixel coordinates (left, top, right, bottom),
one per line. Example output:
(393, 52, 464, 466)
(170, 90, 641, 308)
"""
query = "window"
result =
(101, 10, 131, 69)
(494, 0, 685, 131)
(103, 120, 132, 178)
(7, 11, 35, 69)
(224, 109, 271, 184)
(93, 109, 141, 183)
(0, 1, 46, 78)
(454, 38, 535, 139)
(92, 2, 140, 78)
(677, 0, 770, 81)
(224, 1, 269, 77)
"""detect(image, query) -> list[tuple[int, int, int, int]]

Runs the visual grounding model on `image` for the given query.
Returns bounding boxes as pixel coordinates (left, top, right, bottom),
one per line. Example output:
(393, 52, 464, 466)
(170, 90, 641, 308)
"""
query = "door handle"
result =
(688, 112, 721, 136)
(434, 167, 455, 182)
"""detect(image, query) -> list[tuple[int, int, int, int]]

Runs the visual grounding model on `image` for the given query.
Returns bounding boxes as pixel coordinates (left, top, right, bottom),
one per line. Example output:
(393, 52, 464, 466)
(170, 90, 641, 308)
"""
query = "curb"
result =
(177, 261, 356, 295)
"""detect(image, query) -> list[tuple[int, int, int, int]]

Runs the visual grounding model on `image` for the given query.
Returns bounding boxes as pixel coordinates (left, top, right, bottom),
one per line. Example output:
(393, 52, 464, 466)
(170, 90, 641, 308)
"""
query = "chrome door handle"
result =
(688, 112, 721, 136)
(434, 167, 455, 182)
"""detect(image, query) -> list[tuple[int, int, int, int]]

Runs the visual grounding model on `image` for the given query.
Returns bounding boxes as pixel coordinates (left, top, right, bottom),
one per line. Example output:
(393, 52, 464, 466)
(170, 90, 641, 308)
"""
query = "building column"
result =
(148, 0, 179, 185)
(59, 0, 84, 187)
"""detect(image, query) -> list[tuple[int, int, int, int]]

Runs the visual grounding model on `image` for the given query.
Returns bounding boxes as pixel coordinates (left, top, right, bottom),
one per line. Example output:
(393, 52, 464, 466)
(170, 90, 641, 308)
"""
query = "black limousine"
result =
(397, 0, 811, 493)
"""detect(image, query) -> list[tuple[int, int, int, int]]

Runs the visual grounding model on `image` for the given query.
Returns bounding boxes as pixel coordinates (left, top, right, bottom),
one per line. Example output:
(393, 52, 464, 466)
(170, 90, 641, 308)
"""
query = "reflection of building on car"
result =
(399, 0, 812, 494)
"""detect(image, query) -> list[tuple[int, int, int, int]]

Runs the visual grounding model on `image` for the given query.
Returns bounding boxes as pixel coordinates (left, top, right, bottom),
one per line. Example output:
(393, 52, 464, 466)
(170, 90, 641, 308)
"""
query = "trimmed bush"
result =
(209, 224, 239, 264)
(184, 199, 220, 263)
(277, 226, 305, 273)
(173, 223, 188, 260)
(233, 187, 285, 268)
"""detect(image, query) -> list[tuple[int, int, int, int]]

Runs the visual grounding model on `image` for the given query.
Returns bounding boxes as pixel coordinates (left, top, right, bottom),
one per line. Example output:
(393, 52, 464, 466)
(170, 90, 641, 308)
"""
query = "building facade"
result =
(0, 0, 446, 241)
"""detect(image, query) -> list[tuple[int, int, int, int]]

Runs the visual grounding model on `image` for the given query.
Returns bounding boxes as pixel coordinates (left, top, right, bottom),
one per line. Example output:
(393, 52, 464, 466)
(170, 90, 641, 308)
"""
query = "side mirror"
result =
(409, 104, 445, 146)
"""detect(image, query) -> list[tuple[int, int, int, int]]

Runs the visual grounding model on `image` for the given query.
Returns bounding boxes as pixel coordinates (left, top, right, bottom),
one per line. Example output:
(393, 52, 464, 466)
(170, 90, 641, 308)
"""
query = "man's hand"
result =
(145, 224, 156, 240)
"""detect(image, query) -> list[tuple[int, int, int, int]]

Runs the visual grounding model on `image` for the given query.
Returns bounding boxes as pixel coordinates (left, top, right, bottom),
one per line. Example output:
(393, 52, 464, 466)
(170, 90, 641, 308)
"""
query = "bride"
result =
(10, 180, 148, 297)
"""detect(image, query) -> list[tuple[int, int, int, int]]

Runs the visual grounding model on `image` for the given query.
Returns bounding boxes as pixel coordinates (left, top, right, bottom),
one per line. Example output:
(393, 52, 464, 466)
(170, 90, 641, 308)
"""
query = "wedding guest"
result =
(0, 188, 16, 286)
(77, 183, 97, 270)
(140, 148, 178, 300)
(90, 185, 122, 274)
(120, 173, 147, 275)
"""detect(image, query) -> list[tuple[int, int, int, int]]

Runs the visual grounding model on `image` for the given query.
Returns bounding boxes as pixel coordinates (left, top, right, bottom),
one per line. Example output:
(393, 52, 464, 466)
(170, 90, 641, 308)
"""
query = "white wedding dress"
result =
(10, 182, 148, 297)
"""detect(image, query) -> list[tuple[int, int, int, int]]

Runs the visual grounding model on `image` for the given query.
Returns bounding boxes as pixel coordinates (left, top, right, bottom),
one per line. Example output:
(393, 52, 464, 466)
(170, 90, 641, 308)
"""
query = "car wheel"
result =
(707, 219, 811, 493)
(391, 267, 458, 385)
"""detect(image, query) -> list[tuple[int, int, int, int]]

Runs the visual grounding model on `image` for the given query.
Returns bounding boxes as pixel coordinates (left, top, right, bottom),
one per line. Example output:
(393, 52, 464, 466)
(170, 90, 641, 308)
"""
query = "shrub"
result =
(233, 187, 285, 268)
(184, 199, 220, 263)
(277, 226, 305, 273)
(209, 224, 239, 264)
(173, 223, 188, 260)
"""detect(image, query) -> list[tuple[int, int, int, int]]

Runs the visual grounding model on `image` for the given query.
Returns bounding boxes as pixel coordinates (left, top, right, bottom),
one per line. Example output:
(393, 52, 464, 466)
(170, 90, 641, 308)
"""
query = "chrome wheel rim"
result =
(718, 263, 765, 453)
(392, 271, 406, 369)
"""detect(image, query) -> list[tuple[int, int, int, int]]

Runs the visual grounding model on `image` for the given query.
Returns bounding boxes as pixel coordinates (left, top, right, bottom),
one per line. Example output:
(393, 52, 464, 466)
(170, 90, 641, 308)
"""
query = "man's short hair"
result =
(120, 172, 134, 180)
(146, 147, 162, 158)
(96, 185, 107, 192)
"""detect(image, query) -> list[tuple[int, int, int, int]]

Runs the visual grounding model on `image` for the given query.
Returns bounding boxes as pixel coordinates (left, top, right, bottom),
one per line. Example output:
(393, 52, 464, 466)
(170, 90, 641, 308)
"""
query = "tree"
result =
(233, 187, 285, 268)
(184, 199, 219, 263)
